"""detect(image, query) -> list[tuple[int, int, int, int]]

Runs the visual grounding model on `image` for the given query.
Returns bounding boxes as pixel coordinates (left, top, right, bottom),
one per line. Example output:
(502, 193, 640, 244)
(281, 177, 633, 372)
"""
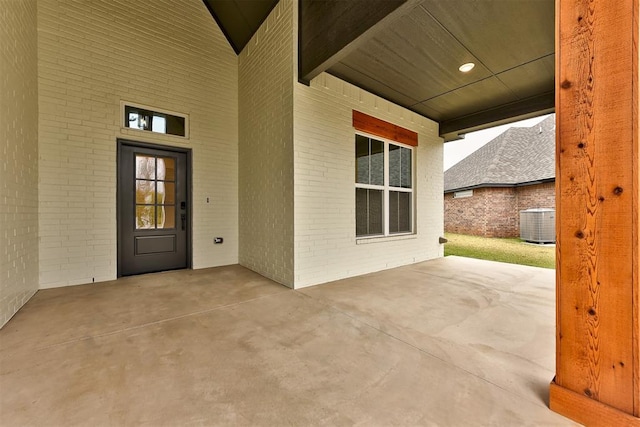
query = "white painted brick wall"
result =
(0, 0, 39, 326)
(238, 0, 295, 287)
(238, 0, 444, 288)
(31, 0, 444, 293)
(293, 73, 444, 287)
(37, 0, 238, 288)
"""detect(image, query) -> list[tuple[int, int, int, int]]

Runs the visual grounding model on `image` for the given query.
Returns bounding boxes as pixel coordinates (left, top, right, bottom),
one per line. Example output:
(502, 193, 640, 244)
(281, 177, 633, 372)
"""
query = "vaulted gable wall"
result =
(238, 0, 295, 286)
(37, 0, 239, 288)
(0, 0, 39, 326)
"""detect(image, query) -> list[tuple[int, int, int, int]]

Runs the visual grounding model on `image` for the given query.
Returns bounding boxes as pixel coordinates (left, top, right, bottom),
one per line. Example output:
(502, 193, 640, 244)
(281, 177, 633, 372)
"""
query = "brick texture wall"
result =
(238, 0, 295, 287)
(517, 181, 555, 212)
(444, 182, 555, 238)
(0, 0, 39, 326)
(15, 0, 445, 296)
(238, 0, 444, 288)
(293, 75, 444, 287)
(37, 0, 238, 288)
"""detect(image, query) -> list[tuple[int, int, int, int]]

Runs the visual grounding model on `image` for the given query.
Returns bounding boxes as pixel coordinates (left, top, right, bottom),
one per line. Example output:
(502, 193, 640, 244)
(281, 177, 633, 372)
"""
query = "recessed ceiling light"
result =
(459, 62, 475, 73)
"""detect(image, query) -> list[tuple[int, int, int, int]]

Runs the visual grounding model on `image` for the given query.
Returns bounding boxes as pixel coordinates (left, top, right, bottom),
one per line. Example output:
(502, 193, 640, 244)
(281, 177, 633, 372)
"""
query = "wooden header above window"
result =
(352, 110, 418, 146)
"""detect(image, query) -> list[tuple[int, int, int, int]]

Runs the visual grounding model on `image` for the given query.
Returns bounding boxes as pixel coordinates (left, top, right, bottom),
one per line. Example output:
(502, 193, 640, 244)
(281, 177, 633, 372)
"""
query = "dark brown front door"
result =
(118, 141, 189, 276)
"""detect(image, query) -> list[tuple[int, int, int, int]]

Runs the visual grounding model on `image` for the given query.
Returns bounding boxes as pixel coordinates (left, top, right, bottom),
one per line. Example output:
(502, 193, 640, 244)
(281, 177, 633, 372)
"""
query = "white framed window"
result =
(355, 133, 414, 238)
(121, 101, 189, 138)
(453, 190, 473, 199)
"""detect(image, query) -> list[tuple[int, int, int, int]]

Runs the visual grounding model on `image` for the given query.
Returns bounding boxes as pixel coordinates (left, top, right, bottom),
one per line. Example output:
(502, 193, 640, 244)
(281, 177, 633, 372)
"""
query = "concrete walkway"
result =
(0, 256, 578, 426)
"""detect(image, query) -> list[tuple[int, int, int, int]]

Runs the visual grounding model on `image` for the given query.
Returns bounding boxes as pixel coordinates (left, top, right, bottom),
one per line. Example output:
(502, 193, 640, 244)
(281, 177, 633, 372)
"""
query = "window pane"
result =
(370, 139, 384, 186)
(159, 182, 175, 204)
(128, 112, 144, 130)
(136, 205, 155, 229)
(152, 115, 166, 134)
(356, 188, 368, 236)
(166, 115, 186, 137)
(398, 192, 411, 231)
(390, 191, 411, 233)
(135, 180, 155, 204)
(157, 181, 165, 204)
(389, 144, 401, 187)
(389, 191, 399, 233)
(157, 205, 175, 229)
(161, 157, 175, 181)
(126, 106, 150, 130)
(356, 188, 384, 236)
(401, 147, 412, 188)
(355, 135, 369, 184)
(157, 159, 165, 181)
(368, 189, 383, 234)
(136, 155, 155, 180)
(389, 145, 412, 189)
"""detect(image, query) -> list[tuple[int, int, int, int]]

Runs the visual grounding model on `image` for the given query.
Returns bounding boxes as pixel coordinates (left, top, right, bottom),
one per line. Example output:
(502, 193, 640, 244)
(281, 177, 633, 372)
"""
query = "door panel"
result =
(135, 235, 175, 255)
(118, 142, 189, 276)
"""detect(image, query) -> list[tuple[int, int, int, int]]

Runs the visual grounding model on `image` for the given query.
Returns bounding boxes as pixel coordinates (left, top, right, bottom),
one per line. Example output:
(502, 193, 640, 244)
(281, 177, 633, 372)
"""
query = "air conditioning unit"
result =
(520, 208, 556, 243)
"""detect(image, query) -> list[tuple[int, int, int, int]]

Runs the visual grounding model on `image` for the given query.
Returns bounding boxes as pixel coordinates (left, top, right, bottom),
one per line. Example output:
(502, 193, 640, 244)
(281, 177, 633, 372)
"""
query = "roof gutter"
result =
(444, 177, 555, 194)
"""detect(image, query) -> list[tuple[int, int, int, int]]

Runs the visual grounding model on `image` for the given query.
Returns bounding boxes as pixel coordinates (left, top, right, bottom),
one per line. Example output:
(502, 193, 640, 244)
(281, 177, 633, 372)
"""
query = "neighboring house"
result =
(444, 116, 556, 238)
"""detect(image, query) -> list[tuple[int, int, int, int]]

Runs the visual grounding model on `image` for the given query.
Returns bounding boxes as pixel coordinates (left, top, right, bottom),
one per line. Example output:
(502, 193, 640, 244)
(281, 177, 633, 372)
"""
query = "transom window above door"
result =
(122, 102, 188, 138)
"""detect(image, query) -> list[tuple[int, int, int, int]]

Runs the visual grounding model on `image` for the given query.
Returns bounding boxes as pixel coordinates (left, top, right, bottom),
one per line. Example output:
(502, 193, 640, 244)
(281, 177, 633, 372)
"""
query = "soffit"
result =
(326, 0, 555, 139)
(206, 0, 555, 139)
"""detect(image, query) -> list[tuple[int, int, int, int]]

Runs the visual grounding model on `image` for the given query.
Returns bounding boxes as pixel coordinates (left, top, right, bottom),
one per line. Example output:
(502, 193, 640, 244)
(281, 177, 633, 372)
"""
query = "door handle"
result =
(181, 213, 186, 230)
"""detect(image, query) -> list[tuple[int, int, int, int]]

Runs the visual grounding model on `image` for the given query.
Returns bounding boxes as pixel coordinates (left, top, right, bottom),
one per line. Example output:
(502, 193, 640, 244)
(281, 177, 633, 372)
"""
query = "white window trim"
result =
(120, 101, 190, 139)
(355, 131, 415, 239)
(356, 234, 417, 245)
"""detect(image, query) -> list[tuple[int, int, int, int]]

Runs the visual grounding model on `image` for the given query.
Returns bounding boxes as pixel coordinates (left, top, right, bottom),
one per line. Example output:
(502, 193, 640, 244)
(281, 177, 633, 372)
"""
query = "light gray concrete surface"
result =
(0, 257, 579, 426)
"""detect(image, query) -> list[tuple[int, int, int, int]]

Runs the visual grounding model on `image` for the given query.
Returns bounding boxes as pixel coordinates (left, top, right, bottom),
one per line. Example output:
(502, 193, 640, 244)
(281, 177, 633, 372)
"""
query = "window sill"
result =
(356, 233, 417, 245)
(120, 127, 190, 141)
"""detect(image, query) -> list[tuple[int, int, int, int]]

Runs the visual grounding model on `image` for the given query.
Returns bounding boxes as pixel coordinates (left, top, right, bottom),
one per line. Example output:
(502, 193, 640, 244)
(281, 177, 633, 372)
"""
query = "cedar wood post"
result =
(550, 0, 640, 425)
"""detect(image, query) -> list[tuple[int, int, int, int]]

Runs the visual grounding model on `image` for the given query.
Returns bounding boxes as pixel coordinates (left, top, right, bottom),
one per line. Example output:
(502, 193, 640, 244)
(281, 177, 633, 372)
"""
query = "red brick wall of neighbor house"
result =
(444, 182, 556, 238)
(485, 188, 518, 237)
(516, 181, 555, 211)
(444, 191, 488, 236)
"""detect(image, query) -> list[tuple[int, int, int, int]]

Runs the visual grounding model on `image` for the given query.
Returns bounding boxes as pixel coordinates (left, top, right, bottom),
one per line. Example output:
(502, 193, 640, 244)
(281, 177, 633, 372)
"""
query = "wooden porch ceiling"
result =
(204, 0, 555, 141)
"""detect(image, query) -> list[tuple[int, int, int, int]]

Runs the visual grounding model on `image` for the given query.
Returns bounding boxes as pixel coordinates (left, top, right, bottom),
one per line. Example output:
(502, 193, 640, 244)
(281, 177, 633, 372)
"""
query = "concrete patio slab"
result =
(0, 257, 578, 426)
(300, 256, 558, 408)
(0, 265, 287, 355)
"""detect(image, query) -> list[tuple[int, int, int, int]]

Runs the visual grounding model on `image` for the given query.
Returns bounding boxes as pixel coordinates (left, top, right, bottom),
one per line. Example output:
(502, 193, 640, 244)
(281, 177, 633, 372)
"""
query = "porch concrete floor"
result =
(0, 256, 578, 426)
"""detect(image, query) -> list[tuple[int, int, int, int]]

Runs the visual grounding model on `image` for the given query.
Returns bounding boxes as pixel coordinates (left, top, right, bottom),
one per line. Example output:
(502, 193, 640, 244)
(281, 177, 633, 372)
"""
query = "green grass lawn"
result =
(444, 233, 556, 269)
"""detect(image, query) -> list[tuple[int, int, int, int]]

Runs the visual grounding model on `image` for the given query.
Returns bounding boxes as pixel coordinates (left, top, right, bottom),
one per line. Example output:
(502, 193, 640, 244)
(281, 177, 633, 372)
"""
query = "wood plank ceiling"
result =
(204, 0, 555, 141)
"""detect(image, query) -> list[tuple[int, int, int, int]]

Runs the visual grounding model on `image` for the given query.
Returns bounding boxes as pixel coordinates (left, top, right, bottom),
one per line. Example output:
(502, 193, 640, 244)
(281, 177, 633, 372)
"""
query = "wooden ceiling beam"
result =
(439, 92, 555, 142)
(298, 0, 419, 84)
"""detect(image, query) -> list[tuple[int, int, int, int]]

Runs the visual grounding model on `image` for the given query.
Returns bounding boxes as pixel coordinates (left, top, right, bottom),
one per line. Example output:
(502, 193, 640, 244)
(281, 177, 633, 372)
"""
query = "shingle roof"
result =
(444, 115, 555, 193)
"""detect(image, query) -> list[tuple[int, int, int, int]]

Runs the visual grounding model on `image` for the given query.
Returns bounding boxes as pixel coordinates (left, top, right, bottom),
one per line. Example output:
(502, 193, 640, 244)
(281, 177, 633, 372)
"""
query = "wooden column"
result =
(550, 0, 640, 425)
